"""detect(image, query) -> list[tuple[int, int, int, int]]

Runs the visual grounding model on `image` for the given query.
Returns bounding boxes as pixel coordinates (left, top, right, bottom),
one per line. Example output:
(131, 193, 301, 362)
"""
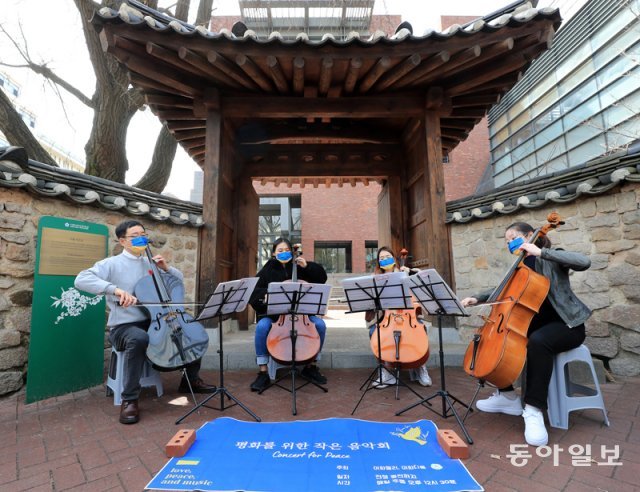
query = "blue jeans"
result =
(255, 316, 326, 366)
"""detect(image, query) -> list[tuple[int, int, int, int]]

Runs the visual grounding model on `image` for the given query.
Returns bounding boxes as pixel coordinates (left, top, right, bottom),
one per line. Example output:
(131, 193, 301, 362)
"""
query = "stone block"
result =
(607, 264, 640, 287)
(601, 305, 640, 331)
(584, 336, 618, 359)
(620, 332, 640, 355)
(0, 346, 28, 370)
(0, 371, 23, 395)
(0, 330, 21, 349)
(609, 353, 640, 377)
(616, 192, 638, 213)
(594, 239, 636, 254)
(586, 214, 618, 229)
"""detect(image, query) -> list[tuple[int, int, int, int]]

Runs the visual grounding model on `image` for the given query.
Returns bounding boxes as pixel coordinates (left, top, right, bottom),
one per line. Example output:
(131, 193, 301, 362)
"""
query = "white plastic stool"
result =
(106, 346, 164, 405)
(547, 344, 609, 429)
(267, 357, 285, 380)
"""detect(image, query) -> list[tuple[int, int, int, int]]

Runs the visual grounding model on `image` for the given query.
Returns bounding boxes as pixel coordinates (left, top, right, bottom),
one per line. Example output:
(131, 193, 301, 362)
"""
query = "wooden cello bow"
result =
(463, 212, 564, 388)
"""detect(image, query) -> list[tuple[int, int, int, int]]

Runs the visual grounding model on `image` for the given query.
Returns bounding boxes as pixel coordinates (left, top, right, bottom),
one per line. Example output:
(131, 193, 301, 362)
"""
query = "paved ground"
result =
(2, 361, 639, 491)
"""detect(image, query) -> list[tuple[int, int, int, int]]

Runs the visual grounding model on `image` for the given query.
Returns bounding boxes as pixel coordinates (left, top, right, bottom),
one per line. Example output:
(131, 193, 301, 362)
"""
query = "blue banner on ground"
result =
(147, 418, 483, 492)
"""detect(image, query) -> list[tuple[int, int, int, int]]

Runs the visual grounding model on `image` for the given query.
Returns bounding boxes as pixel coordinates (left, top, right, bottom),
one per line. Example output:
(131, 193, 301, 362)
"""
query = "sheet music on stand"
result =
(194, 277, 259, 321)
(266, 282, 332, 317)
(402, 269, 468, 317)
(342, 271, 411, 313)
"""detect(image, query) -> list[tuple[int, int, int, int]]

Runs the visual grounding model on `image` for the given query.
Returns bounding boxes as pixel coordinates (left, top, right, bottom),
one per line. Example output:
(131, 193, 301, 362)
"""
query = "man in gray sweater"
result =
(75, 220, 215, 424)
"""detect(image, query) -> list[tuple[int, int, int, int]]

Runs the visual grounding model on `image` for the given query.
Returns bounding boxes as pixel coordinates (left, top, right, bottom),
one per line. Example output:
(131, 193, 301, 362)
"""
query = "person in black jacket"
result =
(461, 221, 591, 447)
(249, 237, 328, 392)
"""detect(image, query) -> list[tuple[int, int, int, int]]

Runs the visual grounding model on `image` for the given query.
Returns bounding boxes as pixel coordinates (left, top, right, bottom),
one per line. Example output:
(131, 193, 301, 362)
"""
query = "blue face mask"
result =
(379, 257, 395, 270)
(507, 236, 525, 255)
(130, 236, 149, 248)
(276, 251, 293, 263)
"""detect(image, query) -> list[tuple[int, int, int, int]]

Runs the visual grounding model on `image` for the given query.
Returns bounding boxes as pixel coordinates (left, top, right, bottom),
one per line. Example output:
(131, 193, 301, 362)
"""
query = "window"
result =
(314, 241, 352, 274)
(365, 241, 378, 272)
(257, 195, 301, 268)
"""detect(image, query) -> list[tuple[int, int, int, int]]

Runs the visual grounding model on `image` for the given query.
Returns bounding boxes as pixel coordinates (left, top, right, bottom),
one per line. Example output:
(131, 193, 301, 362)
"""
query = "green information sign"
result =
(26, 216, 109, 403)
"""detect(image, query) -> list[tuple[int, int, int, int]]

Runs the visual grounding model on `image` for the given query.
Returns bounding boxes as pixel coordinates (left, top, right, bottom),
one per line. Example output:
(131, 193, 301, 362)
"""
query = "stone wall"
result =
(0, 188, 200, 396)
(452, 182, 640, 377)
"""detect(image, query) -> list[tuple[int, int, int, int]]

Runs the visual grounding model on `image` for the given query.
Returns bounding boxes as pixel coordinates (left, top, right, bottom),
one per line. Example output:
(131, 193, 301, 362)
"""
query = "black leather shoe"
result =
(301, 365, 327, 384)
(119, 399, 139, 424)
(178, 377, 217, 394)
(250, 372, 271, 392)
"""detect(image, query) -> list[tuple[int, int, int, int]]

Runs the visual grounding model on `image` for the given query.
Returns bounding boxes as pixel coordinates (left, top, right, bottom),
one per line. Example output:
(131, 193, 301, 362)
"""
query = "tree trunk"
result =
(74, 0, 143, 182)
(0, 88, 58, 166)
(133, 125, 177, 192)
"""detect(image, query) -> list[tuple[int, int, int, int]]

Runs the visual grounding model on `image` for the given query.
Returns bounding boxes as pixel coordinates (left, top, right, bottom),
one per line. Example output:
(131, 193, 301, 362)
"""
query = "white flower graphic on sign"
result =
(50, 287, 103, 325)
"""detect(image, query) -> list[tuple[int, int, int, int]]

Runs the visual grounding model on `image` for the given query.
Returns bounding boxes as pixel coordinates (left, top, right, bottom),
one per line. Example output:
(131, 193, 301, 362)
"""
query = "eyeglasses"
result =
(124, 233, 148, 239)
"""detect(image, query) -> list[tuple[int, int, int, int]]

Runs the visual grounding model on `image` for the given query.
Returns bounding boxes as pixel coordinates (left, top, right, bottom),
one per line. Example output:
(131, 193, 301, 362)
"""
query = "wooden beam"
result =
(236, 123, 400, 145)
(236, 54, 274, 92)
(207, 51, 260, 91)
(130, 73, 186, 97)
(243, 159, 398, 178)
(446, 54, 525, 96)
(372, 53, 421, 92)
(178, 47, 243, 89)
(173, 129, 206, 140)
(344, 57, 363, 94)
(154, 109, 199, 120)
(267, 55, 289, 93)
(146, 42, 207, 80)
(168, 120, 206, 131)
(293, 56, 305, 94)
(451, 94, 500, 108)
(144, 93, 193, 109)
(391, 51, 450, 89)
(409, 46, 482, 87)
(436, 39, 513, 81)
(358, 56, 392, 93)
(318, 57, 334, 95)
(107, 44, 202, 97)
(222, 95, 425, 118)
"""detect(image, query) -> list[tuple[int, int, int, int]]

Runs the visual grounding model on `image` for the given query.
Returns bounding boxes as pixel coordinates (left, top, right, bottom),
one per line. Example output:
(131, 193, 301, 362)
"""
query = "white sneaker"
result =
(372, 368, 396, 389)
(417, 364, 432, 387)
(522, 404, 548, 447)
(476, 390, 523, 416)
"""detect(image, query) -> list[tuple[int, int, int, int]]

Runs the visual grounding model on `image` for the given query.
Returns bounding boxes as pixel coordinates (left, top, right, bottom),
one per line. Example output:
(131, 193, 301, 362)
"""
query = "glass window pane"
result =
(556, 42, 592, 82)
(607, 115, 640, 152)
(534, 120, 564, 148)
(494, 168, 514, 187)
(562, 95, 602, 132)
(512, 154, 537, 179)
(561, 78, 598, 114)
(493, 153, 512, 173)
(568, 135, 607, 165)
(567, 114, 604, 148)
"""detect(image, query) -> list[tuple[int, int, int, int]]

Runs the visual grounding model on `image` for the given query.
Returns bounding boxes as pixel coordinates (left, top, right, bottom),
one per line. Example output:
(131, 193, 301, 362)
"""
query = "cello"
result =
(370, 249, 430, 369)
(266, 244, 322, 365)
(463, 212, 564, 388)
(134, 243, 209, 370)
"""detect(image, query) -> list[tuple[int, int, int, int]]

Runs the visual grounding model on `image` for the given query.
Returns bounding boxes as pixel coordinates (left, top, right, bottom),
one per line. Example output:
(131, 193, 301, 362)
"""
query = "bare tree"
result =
(0, 0, 213, 193)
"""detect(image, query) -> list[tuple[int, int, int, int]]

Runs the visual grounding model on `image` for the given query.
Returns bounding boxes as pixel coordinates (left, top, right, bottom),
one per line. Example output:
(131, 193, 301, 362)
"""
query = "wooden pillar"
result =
(197, 89, 235, 303)
(234, 174, 259, 330)
(377, 176, 404, 254)
(422, 89, 454, 286)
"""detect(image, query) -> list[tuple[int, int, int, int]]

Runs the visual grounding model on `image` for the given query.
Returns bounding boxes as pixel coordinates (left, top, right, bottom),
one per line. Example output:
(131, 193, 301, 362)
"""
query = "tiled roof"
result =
(91, 1, 561, 174)
(446, 144, 640, 223)
(0, 146, 203, 227)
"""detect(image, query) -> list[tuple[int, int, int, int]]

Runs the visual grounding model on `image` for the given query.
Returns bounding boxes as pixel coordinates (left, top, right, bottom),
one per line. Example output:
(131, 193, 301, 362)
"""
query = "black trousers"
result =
(503, 321, 585, 410)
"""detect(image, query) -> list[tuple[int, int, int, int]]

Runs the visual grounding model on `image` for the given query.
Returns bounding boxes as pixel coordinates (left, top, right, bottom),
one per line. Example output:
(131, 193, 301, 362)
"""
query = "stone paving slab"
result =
(1, 366, 638, 491)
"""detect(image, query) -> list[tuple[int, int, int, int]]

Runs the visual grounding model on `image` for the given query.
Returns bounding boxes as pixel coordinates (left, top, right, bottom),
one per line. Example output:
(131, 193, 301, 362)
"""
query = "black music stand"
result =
(260, 281, 331, 415)
(395, 269, 474, 444)
(175, 277, 261, 424)
(342, 272, 428, 415)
